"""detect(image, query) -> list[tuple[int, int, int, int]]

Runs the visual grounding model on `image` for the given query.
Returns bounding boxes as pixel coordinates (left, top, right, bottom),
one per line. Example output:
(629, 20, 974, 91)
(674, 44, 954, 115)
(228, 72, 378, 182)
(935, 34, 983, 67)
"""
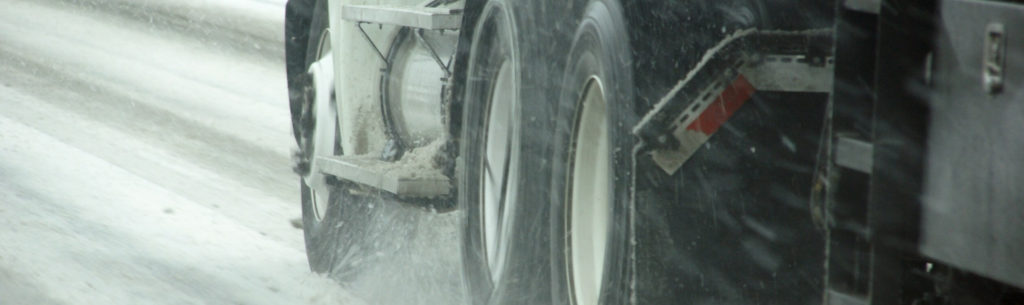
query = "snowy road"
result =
(0, 0, 364, 303)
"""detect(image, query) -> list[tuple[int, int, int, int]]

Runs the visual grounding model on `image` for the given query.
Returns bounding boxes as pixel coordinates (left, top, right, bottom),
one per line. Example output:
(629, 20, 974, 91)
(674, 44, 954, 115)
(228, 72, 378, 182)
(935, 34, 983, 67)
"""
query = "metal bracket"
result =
(355, 22, 391, 70)
(414, 29, 453, 78)
(740, 55, 834, 93)
(633, 28, 834, 174)
(349, 3, 460, 76)
(316, 155, 450, 197)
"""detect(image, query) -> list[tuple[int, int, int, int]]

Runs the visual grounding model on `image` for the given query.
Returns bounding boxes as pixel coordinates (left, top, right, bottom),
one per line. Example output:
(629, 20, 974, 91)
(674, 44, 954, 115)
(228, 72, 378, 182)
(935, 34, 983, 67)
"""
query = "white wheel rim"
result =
(568, 78, 611, 305)
(304, 29, 336, 221)
(481, 59, 519, 285)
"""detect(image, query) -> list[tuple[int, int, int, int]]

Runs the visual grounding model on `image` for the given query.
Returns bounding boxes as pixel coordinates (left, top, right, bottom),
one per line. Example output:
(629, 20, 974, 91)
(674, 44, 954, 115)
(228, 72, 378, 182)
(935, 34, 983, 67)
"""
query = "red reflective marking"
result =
(685, 75, 756, 135)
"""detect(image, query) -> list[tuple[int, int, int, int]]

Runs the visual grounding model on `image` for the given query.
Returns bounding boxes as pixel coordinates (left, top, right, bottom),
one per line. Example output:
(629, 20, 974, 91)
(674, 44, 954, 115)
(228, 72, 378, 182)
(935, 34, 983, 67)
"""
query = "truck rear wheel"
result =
(458, 0, 530, 303)
(294, 0, 343, 273)
(548, 1, 635, 305)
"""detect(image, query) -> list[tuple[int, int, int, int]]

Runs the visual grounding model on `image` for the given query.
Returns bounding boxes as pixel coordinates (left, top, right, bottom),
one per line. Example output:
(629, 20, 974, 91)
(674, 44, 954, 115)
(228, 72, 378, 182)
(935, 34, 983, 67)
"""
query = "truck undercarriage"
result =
(284, 0, 1024, 304)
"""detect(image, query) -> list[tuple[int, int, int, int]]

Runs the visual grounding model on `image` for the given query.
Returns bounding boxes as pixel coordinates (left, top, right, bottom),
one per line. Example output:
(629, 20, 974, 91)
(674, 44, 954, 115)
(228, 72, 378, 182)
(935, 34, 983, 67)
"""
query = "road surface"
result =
(0, 0, 460, 304)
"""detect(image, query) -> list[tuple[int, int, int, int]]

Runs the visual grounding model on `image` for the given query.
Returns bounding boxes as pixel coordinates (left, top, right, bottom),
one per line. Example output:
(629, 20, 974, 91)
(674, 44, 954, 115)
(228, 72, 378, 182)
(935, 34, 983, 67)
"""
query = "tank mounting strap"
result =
(347, 4, 460, 74)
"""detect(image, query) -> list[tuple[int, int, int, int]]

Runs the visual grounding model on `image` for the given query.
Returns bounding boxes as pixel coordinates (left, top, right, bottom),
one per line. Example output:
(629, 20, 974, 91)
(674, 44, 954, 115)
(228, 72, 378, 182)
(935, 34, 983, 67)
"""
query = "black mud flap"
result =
(630, 28, 833, 305)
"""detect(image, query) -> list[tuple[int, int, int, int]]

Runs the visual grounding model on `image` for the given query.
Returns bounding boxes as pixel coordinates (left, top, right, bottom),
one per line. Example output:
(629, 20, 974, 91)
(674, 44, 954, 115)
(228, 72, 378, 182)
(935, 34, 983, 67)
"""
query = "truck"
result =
(283, 0, 1024, 304)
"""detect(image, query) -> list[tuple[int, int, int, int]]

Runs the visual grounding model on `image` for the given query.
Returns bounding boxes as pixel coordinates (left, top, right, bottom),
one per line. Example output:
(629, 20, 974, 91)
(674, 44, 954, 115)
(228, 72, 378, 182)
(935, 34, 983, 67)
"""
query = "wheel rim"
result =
(567, 77, 611, 305)
(304, 28, 337, 222)
(480, 58, 519, 285)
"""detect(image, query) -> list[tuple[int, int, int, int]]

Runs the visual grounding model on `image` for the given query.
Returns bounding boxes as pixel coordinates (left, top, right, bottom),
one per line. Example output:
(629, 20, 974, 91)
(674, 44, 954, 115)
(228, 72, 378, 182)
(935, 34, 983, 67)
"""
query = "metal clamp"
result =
(983, 23, 1005, 94)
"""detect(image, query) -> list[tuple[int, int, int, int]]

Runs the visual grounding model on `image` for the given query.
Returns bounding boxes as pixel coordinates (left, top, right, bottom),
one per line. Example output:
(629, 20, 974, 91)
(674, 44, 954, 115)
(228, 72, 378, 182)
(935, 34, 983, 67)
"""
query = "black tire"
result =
(293, 0, 342, 273)
(458, 0, 552, 304)
(546, 1, 635, 305)
(457, 0, 512, 300)
(285, 0, 315, 144)
(299, 181, 338, 273)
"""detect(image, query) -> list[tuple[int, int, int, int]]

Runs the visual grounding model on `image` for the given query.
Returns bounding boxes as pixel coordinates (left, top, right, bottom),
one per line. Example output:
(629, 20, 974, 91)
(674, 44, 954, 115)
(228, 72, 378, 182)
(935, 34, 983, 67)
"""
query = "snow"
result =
(0, 114, 358, 305)
(0, 0, 367, 304)
(0, 0, 468, 303)
(0, 0, 292, 158)
(384, 137, 448, 178)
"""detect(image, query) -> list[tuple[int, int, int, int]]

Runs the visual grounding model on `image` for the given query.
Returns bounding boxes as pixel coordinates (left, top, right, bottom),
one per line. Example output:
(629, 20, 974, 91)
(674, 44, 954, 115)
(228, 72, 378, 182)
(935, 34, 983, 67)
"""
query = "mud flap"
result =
(630, 28, 834, 305)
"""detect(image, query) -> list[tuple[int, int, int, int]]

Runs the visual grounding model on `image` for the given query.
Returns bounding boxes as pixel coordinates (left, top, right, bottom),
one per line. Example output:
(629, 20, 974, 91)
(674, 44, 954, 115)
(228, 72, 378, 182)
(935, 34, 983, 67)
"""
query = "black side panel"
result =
(867, 1, 935, 304)
(919, 0, 1024, 290)
(823, 2, 877, 298)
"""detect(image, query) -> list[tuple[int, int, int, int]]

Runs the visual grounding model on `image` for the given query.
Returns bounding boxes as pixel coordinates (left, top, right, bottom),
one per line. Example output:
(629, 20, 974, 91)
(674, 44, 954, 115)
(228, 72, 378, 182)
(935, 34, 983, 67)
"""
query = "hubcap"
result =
(304, 29, 337, 222)
(567, 78, 612, 305)
(481, 59, 519, 284)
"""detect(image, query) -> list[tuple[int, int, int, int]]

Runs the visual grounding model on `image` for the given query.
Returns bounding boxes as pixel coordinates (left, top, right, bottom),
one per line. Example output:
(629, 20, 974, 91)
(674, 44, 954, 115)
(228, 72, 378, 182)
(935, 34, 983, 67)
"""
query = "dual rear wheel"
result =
(457, 0, 633, 304)
(288, 0, 635, 301)
(289, 0, 825, 304)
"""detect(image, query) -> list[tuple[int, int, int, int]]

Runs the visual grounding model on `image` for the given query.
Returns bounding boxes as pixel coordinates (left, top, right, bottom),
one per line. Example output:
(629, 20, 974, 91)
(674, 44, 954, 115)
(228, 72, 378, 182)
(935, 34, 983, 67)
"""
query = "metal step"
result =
(835, 137, 873, 174)
(315, 155, 450, 197)
(826, 289, 869, 305)
(342, 4, 462, 30)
